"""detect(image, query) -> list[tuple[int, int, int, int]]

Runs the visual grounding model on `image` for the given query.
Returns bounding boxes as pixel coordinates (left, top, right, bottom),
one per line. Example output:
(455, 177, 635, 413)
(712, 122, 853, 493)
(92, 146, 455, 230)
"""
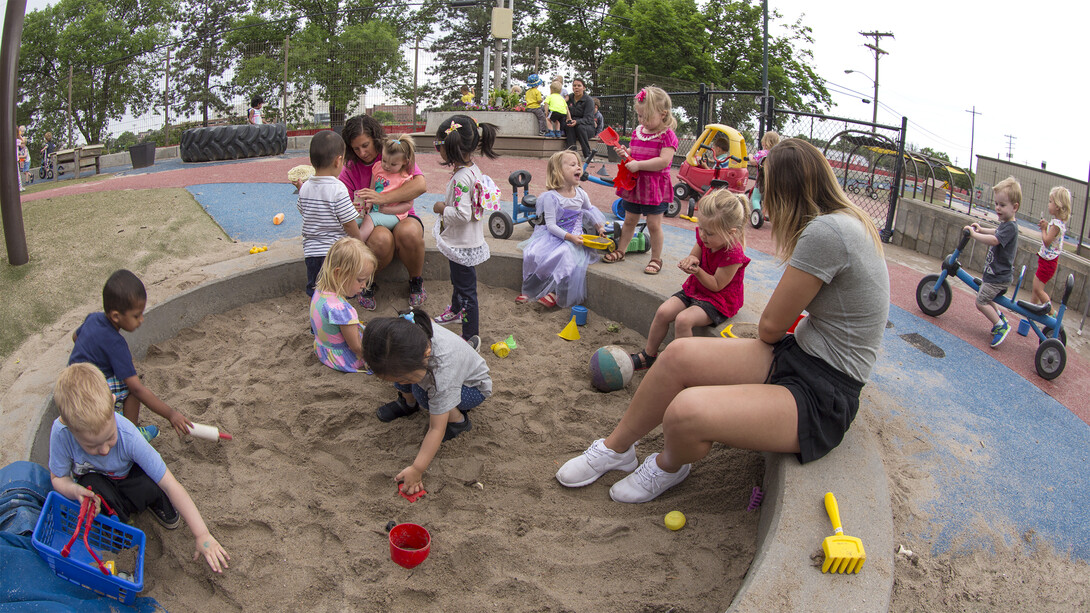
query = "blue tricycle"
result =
(915, 228, 1073, 380)
(488, 170, 541, 239)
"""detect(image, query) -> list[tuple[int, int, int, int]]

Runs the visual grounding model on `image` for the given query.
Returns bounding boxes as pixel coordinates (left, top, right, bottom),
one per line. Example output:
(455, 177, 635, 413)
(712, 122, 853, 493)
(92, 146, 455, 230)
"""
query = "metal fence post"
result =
(882, 116, 909, 243)
(698, 83, 707, 129)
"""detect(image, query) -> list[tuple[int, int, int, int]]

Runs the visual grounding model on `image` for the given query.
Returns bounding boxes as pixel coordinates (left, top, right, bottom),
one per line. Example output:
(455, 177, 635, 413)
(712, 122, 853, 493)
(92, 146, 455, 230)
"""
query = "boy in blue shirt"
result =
(49, 363, 229, 572)
(964, 176, 1021, 347)
(69, 270, 193, 441)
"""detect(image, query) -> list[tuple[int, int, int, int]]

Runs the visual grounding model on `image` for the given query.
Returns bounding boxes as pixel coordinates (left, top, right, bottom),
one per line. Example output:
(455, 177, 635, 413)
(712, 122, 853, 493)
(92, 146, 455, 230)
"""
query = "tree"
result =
(606, 0, 716, 83)
(536, 0, 618, 87)
(226, 13, 298, 122)
(919, 147, 950, 163)
(172, 0, 252, 126)
(253, 0, 410, 130)
(701, 1, 830, 131)
(17, 0, 172, 146)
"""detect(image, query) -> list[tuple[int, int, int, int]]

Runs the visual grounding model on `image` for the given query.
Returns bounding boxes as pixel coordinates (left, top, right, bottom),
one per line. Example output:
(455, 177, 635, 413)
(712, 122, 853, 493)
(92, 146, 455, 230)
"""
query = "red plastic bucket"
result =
(389, 523, 430, 569)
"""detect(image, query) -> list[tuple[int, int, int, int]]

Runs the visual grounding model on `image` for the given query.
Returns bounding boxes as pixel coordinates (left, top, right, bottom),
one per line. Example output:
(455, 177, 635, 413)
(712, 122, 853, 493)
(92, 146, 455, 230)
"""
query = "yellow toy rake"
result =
(821, 492, 866, 574)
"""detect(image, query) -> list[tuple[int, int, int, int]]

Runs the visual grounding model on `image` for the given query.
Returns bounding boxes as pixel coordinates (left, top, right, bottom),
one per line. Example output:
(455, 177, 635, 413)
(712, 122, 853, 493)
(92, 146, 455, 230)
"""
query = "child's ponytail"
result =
(697, 189, 750, 249)
(478, 122, 499, 160)
(436, 115, 500, 165)
(361, 307, 434, 378)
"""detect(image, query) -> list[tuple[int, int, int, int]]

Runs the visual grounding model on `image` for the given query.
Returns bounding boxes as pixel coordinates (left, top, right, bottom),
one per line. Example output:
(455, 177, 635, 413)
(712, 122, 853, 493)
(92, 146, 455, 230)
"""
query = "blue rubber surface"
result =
(186, 183, 445, 243)
(874, 306, 1090, 559)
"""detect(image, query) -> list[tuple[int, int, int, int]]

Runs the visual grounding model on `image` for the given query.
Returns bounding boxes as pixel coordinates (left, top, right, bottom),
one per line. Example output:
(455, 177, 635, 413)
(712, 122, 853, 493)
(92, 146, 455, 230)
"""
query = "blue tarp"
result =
(0, 462, 163, 612)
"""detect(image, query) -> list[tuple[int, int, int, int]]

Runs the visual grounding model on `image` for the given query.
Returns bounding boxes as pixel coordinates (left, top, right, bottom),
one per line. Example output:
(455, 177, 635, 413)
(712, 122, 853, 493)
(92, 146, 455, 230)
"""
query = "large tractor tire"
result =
(180, 123, 287, 163)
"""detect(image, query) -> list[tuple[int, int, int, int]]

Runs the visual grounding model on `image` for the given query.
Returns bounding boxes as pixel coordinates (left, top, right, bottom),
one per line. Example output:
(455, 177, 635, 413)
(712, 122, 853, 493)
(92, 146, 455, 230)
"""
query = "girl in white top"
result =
(1031, 186, 1072, 310)
(431, 114, 500, 342)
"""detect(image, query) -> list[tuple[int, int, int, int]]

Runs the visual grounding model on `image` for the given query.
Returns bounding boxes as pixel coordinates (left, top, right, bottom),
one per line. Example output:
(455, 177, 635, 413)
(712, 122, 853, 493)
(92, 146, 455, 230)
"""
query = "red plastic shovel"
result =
(597, 127, 638, 191)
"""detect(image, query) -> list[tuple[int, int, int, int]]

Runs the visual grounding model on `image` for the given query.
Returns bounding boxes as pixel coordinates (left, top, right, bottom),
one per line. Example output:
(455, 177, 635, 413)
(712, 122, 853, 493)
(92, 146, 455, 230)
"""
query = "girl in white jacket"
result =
(431, 115, 500, 343)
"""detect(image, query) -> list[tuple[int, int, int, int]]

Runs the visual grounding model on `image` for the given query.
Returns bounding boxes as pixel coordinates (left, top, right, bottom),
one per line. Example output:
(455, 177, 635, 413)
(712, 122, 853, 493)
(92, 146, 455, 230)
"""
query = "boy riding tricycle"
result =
(916, 228, 1074, 380)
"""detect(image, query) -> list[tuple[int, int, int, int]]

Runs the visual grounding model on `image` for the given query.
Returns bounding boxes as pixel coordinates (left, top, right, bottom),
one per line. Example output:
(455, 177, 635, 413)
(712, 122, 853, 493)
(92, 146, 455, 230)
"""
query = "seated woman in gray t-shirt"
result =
(556, 138, 891, 503)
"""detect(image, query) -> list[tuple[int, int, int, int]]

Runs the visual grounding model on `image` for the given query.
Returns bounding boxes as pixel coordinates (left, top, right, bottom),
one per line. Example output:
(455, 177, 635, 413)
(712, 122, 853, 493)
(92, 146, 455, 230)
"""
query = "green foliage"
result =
(488, 88, 523, 109)
(17, 0, 173, 146)
(527, 0, 829, 133)
(919, 147, 951, 163)
(372, 110, 396, 125)
(536, 0, 615, 83)
(171, 0, 251, 126)
(109, 130, 138, 153)
(607, 0, 716, 82)
(254, 0, 410, 129)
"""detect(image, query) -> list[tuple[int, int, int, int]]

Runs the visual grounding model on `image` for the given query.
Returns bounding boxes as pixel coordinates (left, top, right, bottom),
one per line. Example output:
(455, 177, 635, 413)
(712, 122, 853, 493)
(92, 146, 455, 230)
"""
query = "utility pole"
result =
(859, 30, 893, 132)
(1003, 134, 1016, 161)
(965, 106, 981, 173)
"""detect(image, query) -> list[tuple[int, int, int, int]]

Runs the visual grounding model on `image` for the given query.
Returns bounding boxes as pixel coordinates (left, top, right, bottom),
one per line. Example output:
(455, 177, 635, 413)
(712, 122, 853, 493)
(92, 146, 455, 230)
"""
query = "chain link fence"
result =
(775, 109, 907, 234)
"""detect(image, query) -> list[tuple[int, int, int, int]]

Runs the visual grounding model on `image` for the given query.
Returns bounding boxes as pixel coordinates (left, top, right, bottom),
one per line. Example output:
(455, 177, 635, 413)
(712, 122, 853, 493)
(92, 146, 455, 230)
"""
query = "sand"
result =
(131, 280, 764, 612)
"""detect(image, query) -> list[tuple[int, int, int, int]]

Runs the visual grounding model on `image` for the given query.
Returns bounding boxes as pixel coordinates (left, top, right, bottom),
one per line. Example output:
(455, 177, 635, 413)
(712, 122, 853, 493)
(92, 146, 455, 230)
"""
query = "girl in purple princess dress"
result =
(517, 150, 606, 308)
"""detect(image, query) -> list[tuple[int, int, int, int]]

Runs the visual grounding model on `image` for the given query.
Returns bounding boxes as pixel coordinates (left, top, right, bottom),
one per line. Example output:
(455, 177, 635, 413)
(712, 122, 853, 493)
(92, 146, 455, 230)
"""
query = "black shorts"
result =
(622, 199, 668, 216)
(671, 290, 727, 326)
(549, 111, 567, 124)
(766, 335, 863, 464)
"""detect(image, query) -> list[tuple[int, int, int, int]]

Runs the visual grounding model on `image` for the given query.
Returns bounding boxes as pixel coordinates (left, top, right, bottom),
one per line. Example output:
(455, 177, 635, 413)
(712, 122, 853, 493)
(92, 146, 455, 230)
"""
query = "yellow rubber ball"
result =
(664, 510, 686, 531)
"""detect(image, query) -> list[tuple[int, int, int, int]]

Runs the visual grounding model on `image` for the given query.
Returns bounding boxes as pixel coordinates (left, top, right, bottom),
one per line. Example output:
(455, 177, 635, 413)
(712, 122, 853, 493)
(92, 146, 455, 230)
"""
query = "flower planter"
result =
(127, 142, 156, 169)
(425, 110, 538, 137)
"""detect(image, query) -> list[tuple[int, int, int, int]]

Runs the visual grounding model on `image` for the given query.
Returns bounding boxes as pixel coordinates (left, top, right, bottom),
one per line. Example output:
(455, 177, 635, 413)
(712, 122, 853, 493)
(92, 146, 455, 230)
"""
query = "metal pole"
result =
(482, 44, 490, 102)
(282, 37, 289, 121)
(1078, 162, 1090, 258)
(163, 48, 170, 145)
(505, 0, 512, 93)
(492, 0, 502, 100)
(759, 0, 768, 140)
(1, 0, 29, 265)
(633, 64, 638, 94)
(881, 116, 909, 242)
(68, 65, 73, 146)
(412, 37, 420, 131)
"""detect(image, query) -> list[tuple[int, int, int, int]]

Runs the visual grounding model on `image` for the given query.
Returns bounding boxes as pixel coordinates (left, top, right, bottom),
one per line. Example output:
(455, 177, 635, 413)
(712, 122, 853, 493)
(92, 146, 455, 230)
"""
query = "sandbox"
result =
(8, 247, 893, 611)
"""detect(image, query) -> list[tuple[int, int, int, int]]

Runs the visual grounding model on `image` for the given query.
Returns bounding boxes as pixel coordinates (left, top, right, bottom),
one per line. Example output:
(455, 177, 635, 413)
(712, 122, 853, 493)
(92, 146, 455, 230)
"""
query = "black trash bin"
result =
(128, 142, 156, 169)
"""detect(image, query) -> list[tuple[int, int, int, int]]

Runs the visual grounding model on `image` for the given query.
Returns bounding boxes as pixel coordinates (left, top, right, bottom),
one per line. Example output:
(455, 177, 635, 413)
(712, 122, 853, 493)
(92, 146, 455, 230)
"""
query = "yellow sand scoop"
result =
(821, 492, 866, 574)
(581, 235, 616, 252)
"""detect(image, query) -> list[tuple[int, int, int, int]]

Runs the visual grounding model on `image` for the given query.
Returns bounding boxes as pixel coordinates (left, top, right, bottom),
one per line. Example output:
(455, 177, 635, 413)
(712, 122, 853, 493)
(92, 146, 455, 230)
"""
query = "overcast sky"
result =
(15, 0, 1089, 181)
(772, 0, 1089, 180)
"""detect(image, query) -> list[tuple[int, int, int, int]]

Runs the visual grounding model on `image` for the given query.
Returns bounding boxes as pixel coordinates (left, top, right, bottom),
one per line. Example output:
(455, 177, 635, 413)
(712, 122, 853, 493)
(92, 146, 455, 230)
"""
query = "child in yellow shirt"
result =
(525, 74, 546, 136)
(544, 81, 568, 138)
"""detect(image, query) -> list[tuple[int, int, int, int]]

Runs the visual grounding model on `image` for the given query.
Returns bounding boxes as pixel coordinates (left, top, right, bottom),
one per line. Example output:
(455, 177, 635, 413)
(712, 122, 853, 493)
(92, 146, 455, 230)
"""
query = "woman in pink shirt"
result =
(338, 115, 428, 311)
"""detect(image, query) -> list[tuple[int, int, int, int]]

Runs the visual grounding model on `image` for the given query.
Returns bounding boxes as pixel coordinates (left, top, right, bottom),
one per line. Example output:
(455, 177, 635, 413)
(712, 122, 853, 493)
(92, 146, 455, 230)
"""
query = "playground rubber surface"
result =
(21, 150, 1090, 562)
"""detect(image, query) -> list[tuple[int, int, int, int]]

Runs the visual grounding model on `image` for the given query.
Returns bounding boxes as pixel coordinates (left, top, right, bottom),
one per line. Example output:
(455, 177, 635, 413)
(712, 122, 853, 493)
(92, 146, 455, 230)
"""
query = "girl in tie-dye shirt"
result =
(310, 237, 378, 373)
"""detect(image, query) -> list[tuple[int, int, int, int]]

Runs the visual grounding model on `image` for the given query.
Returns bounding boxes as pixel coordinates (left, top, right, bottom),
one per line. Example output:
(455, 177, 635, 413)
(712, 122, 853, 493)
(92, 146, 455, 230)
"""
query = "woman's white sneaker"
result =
(556, 439, 638, 487)
(608, 453, 691, 503)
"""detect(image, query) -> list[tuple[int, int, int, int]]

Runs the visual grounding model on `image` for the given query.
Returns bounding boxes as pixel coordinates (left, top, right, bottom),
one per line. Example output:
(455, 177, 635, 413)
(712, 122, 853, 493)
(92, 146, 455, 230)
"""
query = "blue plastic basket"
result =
(31, 491, 146, 604)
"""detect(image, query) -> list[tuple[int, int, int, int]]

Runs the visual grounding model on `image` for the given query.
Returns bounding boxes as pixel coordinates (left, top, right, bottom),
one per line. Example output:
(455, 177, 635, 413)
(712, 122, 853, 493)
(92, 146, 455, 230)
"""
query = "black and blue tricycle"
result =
(915, 228, 1073, 380)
